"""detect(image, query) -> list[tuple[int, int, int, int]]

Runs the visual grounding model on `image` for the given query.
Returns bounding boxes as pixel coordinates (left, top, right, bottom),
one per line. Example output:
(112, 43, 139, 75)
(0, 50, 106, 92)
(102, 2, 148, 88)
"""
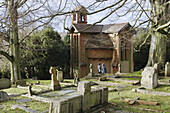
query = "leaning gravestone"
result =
(0, 91, 10, 102)
(165, 62, 170, 77)
(0, 78, 11, 89)
(141, 65, 158, 89)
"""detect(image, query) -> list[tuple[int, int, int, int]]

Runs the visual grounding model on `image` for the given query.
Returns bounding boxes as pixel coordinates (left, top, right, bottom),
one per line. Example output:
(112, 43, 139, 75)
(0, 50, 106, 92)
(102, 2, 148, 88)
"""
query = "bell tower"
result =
(72, 6, 88, 24)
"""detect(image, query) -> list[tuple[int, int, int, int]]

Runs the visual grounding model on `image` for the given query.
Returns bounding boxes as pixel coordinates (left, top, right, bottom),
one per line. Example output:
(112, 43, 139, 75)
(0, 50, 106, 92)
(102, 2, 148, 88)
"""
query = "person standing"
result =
(101, 63, 107, 74)
(97, 63, 101, 74)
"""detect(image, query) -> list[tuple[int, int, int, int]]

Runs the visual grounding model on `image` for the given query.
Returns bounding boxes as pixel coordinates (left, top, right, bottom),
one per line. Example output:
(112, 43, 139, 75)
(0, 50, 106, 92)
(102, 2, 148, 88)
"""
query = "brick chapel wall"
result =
(79, 33, 113, 77)
(86, 49, 113, 74)
(119, 29, 134, 73)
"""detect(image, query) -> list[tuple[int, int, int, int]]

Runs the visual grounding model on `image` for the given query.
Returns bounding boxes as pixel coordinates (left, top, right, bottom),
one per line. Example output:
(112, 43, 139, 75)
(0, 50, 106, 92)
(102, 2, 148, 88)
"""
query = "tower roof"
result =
(72, 6, 88, 13)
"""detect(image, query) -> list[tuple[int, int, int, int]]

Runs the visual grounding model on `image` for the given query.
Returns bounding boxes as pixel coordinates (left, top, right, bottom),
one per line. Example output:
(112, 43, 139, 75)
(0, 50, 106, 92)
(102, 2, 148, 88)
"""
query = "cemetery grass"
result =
(1, 77, 170, 112)
(108, 89, 170, 113)
(0, 96, 49, 113)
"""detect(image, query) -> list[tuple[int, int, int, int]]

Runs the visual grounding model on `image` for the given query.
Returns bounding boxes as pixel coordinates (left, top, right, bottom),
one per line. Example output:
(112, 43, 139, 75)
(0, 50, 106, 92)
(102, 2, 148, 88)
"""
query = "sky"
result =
(0, 0, 151, 33)
(46, 0, 151, 32)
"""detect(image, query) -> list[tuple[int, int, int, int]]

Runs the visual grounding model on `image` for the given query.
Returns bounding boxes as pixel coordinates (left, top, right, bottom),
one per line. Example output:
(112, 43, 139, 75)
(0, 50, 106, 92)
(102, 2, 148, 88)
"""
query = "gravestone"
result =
(0, 78, 11, 89)
(0, 91, 10, 102)
(57, 71, 63, 82)
(165, 62, 170, 77)
(87, 64, 94, 77)
(15, 80, 26, 86)
(73, 70, 80, 86)
(49, 67, 61, 90)
(32, 76, 38, 80)
(141, 65, 158, 89)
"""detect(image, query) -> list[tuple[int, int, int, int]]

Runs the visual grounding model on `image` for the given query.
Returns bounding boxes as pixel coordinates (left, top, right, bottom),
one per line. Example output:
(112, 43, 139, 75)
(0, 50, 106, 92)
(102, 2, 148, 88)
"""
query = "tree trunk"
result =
(147, 31, 166, 68)
(147, 0, 169, 70)
(8, 0, 21, 83)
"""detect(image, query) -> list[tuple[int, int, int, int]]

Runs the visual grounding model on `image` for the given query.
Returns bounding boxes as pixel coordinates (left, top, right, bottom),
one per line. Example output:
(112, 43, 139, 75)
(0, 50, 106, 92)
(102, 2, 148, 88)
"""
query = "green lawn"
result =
(108, 90, 170, 113)
(0, 96, 49, 113)
(0, 75, 170, 113)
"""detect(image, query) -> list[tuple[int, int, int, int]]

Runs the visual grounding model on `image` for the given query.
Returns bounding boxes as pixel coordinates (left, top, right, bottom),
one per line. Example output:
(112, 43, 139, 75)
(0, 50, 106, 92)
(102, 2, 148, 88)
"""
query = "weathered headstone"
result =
(15, 80, 26, 86)
(0, 91, 10, 102)
(57, 71, 63, 82)
(0, 78, 11, 89)
(32, 76, 38, 80)
(87, 64, 94, 77)
(49, 67, 61, 90)
(141, 66, 158, 89)
(73, 69, 80, 86)
(165, 62, 170, 77)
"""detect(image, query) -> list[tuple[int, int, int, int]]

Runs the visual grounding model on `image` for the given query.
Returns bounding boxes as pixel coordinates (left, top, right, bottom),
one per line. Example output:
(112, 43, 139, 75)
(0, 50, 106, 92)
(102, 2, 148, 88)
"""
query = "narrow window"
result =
(73, 14, 76, 21)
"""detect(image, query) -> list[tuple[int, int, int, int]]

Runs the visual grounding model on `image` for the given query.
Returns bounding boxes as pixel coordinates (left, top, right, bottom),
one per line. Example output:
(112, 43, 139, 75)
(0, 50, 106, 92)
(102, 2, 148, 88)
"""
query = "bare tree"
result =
(0, 0, 169, 83)
(0, 0, 129, 83)
(0, 0, 71, 83)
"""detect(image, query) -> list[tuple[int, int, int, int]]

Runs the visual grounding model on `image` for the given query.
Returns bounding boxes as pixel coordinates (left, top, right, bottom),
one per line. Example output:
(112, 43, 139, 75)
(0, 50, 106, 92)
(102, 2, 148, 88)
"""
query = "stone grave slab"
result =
(40, 89, 76, 97)
(11, 104, 39, 113)
(16, 98, 32, 103)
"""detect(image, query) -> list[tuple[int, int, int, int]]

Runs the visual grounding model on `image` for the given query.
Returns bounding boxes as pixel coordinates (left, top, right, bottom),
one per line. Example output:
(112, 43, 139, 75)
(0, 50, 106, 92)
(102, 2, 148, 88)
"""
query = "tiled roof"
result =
(102, 22, 130, 33)
(73, 24, 103, 33)
(85, 34, 114, 49)
(72, 6, 88, 13)
(71, 22, 130, 33)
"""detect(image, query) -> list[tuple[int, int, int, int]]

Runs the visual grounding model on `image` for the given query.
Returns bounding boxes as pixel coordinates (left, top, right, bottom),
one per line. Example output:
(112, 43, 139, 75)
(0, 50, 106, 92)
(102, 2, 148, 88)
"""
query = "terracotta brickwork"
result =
(70, 6, 134, 78)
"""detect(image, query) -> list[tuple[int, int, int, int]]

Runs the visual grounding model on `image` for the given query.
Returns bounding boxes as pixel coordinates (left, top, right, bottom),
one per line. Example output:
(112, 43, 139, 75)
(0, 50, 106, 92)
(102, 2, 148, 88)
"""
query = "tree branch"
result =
(0, 50, 13, 62)
(134, 32, 151, 52)
(156, 21, 170, 31)
(88, 0, 124, 15)
(18, 0, 27, 8)
(78, 0, 128, 33)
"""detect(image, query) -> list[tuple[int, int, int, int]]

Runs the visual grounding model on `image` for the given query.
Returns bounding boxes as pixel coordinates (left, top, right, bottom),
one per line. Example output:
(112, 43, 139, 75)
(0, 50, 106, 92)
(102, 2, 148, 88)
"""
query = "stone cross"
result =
(49, 67, 61, 90)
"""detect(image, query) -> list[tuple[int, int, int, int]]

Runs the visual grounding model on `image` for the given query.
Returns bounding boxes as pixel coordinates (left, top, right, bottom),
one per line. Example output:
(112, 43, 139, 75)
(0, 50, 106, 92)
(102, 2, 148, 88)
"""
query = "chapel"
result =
(70, 6, 134, 78)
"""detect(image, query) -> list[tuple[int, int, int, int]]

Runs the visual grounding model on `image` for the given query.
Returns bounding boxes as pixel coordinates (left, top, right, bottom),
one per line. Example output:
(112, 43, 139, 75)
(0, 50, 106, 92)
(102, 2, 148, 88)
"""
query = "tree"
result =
(146, 0, 169, 70)
(0, 0, 169, 82)
(0, 0, 72, 83)
(20, 26, 69, 79)
(0, 0, 129, 83)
